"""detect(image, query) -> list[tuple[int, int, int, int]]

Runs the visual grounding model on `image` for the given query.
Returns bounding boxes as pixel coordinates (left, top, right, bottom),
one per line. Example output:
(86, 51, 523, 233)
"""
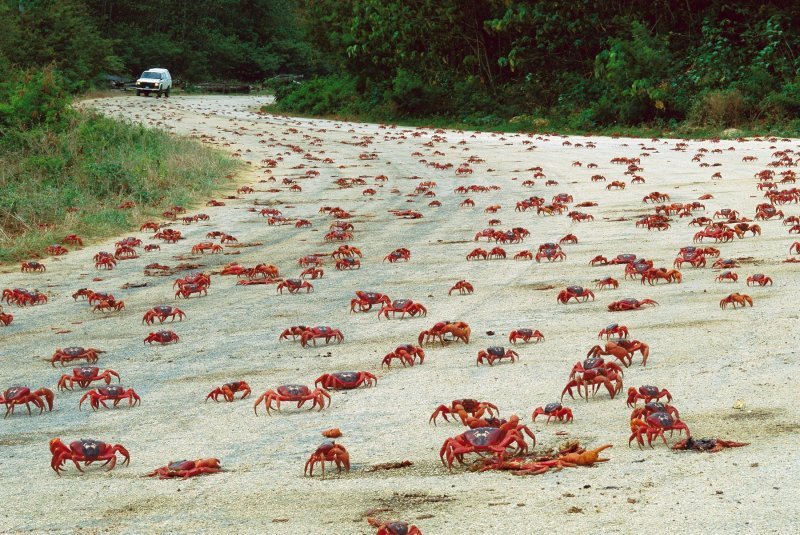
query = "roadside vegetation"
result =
(268, 2, 800, 137)
(0, 68, 237, 262)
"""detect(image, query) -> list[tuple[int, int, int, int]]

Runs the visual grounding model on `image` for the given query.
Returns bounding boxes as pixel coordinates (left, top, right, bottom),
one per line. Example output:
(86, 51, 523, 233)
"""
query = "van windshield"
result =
(141, 71, 162, 79)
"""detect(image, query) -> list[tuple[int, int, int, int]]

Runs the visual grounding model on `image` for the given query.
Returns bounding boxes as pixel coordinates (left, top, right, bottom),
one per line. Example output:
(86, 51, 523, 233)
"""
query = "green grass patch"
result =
(0, 110, 239, 263)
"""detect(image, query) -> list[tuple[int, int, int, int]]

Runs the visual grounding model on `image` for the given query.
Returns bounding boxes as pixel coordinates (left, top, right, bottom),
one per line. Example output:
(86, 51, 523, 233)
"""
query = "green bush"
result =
(758, 81, 800, 122)
(0, 67, 73, 133)
(274, 75, 361, 116)
(690, 89, 747, 127)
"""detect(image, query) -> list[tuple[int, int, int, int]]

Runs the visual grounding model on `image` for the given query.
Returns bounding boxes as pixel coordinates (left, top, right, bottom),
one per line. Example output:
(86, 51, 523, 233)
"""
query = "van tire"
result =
(156, 90, 162, 98)
(135, 90, 141, 96)
(164, 88, 170, 97)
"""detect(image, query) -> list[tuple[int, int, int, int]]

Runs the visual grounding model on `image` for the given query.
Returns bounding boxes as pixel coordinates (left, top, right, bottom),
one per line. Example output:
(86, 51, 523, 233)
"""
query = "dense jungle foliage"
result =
(3, 0, 800, 130)
(280, 0, 800, 131)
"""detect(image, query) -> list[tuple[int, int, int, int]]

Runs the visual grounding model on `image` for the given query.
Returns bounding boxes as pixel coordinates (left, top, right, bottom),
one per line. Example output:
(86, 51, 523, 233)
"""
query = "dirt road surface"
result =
(1, 95, 798, 534)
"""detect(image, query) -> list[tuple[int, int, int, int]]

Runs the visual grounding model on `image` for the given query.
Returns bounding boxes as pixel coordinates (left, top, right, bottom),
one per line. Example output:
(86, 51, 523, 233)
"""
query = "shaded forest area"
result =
(0, 0, 312, 91)
(284, 0, 800, 131)
(1, 0, 800, 130)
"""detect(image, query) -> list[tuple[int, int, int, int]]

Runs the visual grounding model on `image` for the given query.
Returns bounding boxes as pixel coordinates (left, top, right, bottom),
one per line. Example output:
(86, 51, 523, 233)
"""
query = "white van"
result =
(135, 68, 172, 97)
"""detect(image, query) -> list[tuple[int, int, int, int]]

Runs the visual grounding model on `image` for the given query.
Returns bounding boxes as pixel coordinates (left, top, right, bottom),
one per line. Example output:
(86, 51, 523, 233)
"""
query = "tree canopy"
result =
(2, 0, 800, 128)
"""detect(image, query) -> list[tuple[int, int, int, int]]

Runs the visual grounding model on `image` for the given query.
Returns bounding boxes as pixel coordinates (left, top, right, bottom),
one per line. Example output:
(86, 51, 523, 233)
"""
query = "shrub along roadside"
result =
(0, 109, 239, 263)
(265, 74, 800, 139)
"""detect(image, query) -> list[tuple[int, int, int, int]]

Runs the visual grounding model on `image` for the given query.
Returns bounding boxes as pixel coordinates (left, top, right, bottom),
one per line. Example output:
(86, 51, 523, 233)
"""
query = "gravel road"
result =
(0, 95, 798, 534)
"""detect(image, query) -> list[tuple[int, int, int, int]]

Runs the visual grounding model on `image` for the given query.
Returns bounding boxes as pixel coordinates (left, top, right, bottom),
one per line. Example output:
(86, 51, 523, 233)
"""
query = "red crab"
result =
(277, 278, 314, 294)
(720, 293, 753, 309)
(51, 347, 104, 367)
(597, 323, 628, 339)
(3, 288, 48, 306)
(62, 234, 84, 246)
(382, 345, 425, 367)
(588, 339, 650, 367)
(625, 261, 655, 281)
(562, 357, 624, 401)
(607, 298, 657, 311)
(378, 299, 427, 319)
(298, 255, 324, 268)
(50, 438, 130, 474)
(384, 248, 411, 262)
(476, 346, 519, 366)
(45, 244, 68, 256)
(79, 386, 141, 410)
(418, 321, 471, 345)
(713, 258, 740, 269)
(304, 441, 350, 479)
(674, 250, 707, 269)
(430, 399, 500, 425)
(325, 230, 354, 241)
(315, 371, 376, 390)
(174, 272, 212, 288)
(93, 252, 116, 270)
(351, 291, 392, 312)
(206, 382, 252, 402)
(21, 261, 46, 272)
(626, 385, 672, 406)
(671, 437, 749, 453)
(114, 245, 138, 260)
(531, 402, 573, 423)
(0, 307, 12, 326)
(92, 299, 125, 313)
(191, 242, 223, 255)
(253, 384, 331, 415)
(142, 305, 186, 324)
(144, 330, 180, 345)
(487, 247, 506, 259)
(300, 326, 344, 347)
(57, 367, 120, 390)
(508, 328, 544, 344)
(715, 271, 738, 283)
(440, 415, 535, 470)
(154, 229, 182, 243)
(1, 385, 54, 418)
(278, 325, 310, 341)
(148, 458, 222, 479)
(335, 257, 361, 270)
(746, 274, 773, 286)
(630, 412, 691, 448)
(448, 280, 474, 295)
(369, 519, 422, 535)
(630, 401, 681, 422)
(560, 234, 578, 245)
(535, 246, 566, 262)
(557, 286, 595, 304)
(175, 283, 208, 299)
(301, 267, 324, 279)
(332, 245, 362, 260)
(466, 248, 488, 260)
(87, 291, 114, 305)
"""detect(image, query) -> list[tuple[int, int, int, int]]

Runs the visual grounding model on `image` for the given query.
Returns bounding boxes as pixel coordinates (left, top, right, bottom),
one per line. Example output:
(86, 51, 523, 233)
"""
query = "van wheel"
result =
(135, 90, 140, 96)
(156, 90, 162, 98)
(164, 88, 170, 98)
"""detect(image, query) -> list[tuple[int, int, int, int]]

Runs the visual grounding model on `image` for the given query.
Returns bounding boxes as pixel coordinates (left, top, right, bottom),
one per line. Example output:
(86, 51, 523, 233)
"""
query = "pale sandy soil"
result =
(1, 95, 798, 534)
